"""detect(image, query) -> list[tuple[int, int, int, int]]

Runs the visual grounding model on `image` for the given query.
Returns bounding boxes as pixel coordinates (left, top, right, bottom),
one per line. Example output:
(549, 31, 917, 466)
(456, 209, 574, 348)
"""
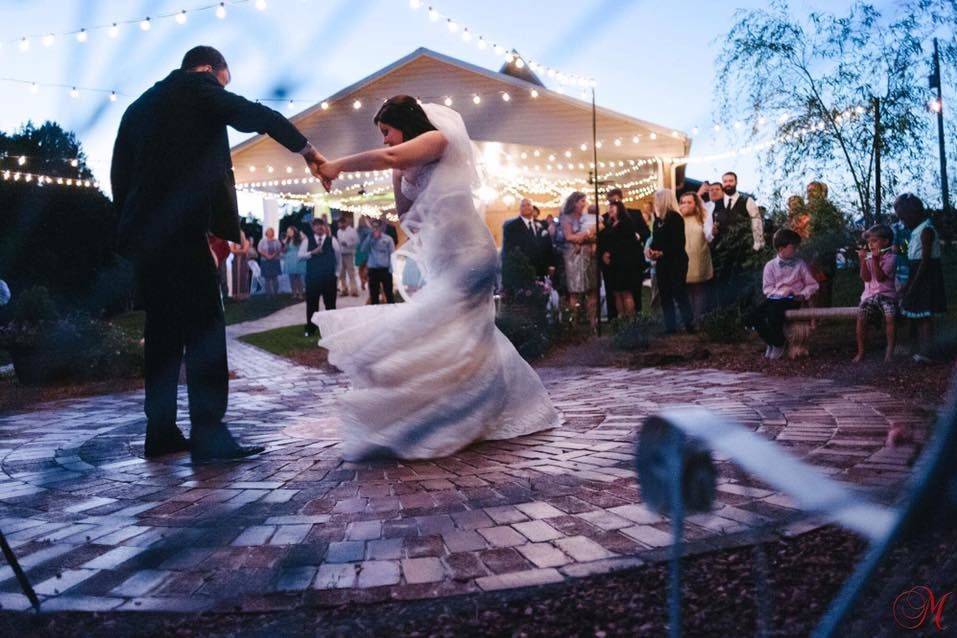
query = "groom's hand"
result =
(301, 143, 331, 192)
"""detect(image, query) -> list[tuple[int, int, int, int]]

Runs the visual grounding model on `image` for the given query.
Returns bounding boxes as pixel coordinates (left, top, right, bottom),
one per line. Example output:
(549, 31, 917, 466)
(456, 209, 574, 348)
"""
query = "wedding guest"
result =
(355, 216, 372, 292)
(607, 188, 651, 316)
(748, 229, 818, 360)
(679, 192, 714, 321)
(300, 218, 341, 335)
(257, 227, 282, 295)
(229, 230, 251, 300)
(649, 188, 694, 333)
(803, 181, 845, 312)
(599, 200, 643, 318)
(854, 224, 898, 363)
(561, 192, 599, 329)
(503, 198, 550, 278)
(712, 172, 764, 307)
(896, 193, 947, 363)
(282, 226, 305, 299)
(362, 219, 396, 304)
(787, 195, 810, 239)
(335, 217, 360, 296)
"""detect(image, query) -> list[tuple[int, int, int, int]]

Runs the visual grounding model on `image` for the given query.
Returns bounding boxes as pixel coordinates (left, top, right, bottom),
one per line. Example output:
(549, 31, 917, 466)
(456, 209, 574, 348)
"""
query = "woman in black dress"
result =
(599, 201, 644, 318)
(649, 189, 694, 333)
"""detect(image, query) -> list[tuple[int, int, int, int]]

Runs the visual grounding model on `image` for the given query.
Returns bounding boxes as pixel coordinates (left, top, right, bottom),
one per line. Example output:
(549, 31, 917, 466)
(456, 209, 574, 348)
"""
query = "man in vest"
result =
(712, 172, 765, 307)
(299, 218, 341, 336)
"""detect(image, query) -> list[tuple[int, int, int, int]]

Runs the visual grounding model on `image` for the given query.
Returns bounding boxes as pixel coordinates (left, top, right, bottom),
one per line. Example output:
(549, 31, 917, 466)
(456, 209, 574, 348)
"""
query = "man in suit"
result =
(300, 218, 341, 335)
(502, 198, 550, 279)
(111, 46, 327, 463)
(711, 172, 765, 308)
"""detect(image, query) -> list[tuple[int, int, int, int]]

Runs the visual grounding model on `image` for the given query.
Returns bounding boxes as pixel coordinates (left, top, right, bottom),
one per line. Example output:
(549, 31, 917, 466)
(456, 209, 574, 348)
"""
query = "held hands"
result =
(318, 160, 342, 185)
(301, 143, 332, 192)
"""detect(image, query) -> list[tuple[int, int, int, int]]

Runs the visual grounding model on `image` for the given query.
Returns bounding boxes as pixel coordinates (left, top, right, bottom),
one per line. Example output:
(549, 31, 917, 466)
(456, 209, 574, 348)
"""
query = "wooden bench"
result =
(783, 306, 859, 358)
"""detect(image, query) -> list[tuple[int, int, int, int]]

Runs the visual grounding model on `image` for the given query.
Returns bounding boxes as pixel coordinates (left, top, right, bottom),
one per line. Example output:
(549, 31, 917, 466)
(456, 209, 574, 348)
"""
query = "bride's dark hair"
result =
(374, 95, 437, 141)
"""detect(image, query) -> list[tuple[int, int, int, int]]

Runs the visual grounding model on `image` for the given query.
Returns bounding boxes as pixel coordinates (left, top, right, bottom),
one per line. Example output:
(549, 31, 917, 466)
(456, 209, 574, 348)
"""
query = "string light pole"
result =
(930, 38, 951, 214)
(590, 85, 603, 336)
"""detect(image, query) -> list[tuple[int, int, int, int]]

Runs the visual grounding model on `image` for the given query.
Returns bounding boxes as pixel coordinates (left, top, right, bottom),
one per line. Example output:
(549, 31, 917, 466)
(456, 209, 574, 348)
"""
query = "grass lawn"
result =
(240, 324, 317, 357)
(107, 293, 302, 340)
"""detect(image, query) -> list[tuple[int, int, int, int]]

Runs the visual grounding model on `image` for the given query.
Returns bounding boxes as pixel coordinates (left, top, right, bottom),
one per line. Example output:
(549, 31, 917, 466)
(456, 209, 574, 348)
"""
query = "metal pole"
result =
(592, 86, 602, 336)
(932, 38, 951, 213)
(668, 447, 684, 638)
(873, 96, 882, 223)
(0, 529, 41, 612)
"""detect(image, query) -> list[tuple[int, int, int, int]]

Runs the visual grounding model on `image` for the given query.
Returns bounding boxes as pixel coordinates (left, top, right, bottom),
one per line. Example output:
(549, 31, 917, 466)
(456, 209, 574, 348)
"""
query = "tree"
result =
(0, 121, 131, 316)
(716, 0, 956, 225)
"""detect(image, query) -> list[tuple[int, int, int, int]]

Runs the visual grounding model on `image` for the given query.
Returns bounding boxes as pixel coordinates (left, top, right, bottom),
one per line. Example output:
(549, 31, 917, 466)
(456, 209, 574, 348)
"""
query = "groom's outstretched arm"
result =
(195, 74, 307, 153)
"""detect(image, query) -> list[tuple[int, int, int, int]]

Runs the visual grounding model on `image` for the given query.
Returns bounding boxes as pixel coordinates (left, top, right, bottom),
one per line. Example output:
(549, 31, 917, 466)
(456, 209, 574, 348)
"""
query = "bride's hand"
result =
(318, 160, 341, 192)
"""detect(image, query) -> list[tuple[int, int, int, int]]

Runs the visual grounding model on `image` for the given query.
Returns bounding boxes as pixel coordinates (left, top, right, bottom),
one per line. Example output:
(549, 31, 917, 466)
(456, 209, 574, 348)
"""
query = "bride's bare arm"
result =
(321, 131, 447, 178)
(392, 170, 413, 217)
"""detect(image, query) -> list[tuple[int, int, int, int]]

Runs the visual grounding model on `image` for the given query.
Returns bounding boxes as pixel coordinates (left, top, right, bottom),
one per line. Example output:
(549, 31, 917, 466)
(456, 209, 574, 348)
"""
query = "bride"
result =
(315, 95, 561, 461)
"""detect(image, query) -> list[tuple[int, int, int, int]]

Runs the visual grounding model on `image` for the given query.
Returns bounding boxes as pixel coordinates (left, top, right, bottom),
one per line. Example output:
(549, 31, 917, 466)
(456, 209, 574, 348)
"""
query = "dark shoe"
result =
(304, 322, 318, 337)
(191, 424, 265, 464)
(144, 424, 190, 458)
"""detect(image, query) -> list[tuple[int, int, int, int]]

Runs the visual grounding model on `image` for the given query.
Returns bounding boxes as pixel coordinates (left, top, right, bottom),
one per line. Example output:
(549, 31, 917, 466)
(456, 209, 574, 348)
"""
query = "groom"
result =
(112, 46, 327, 463)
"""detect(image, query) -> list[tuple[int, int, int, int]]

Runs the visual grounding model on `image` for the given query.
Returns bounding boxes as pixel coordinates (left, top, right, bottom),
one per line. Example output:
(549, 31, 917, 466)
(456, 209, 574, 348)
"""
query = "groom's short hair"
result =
(181, 46, 228, 71)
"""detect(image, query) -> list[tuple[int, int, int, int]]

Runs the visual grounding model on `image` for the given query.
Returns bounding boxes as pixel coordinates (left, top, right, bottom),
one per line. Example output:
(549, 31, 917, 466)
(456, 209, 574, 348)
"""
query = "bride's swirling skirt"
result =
(315, 206, 561, 461)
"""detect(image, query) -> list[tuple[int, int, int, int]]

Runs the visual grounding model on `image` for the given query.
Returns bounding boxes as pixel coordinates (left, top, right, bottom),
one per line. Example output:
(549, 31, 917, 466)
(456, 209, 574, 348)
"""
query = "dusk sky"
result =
(0, 0, 885, 206)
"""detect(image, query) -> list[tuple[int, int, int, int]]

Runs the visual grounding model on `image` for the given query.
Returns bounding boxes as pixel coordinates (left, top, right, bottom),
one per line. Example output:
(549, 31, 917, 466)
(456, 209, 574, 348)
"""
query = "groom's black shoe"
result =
(191, 423, 265, 464)
(144, 423, 190, 459)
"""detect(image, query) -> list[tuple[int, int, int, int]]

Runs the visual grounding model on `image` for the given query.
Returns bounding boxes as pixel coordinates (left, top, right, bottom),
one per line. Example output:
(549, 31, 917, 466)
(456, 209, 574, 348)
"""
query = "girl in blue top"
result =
(895, 193, 947, 362)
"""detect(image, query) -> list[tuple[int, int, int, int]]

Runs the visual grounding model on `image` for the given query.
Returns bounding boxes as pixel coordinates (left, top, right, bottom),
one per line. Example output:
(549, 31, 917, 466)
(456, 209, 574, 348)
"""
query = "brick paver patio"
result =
(0, 303, 933, 612)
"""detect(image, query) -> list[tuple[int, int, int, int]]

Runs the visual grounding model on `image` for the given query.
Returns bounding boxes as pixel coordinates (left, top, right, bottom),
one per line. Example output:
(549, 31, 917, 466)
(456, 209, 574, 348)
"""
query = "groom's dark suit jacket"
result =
(111, 69, 307, 264)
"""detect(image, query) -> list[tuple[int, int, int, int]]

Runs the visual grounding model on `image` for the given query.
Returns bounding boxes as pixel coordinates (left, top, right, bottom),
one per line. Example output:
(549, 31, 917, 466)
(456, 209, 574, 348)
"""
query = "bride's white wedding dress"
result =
(314, 103, 561, 460)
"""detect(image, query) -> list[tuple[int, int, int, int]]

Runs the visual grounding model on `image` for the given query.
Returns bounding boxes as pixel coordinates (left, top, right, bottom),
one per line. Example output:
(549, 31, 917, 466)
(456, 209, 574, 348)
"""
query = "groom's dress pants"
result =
(138, 233, 228, 430)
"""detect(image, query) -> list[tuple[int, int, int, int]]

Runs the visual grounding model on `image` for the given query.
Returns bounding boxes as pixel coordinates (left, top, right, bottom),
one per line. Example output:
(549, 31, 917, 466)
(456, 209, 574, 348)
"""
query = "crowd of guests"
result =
(500, 178, 948, 369)
(211, 214, 399, 336)
(501, 171, 766, 334)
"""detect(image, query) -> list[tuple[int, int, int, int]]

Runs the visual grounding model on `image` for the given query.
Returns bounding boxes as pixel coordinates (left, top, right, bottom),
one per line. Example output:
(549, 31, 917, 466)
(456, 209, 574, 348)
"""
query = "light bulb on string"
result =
(69, 87, 79, 98)
(504, 52, 514, 63)
(76, 29, 88, 43)
(42, 33, 55, 47)
(109, 91, 117, 102)
(614, 138, 622, 147)
(29, 82, 38, 94)
(18, 37, 29, 52)
(109, 23, 119, 37)
(477, 36, 486, 50)
(288, 99, 295, 111)
(255, 0, 268, 10)
(446, 19, 457, 33)
(352, 99, 362, 110)
(428, 7, 439, 21)
(530, 89, 539, 99)
(579, 143, 587, 151)
(443, 96, 453, 106)
(320, 101, 329, 110)
(632, 135, 640, 144)
(140, 18, 151, 31)
(649, 132, 657, 140)
(17, 156, 26, 166)
(176, 10, 188, 24)
(493, 44, 505, 56)
(409, 0, 422, 8)
(501, 92, 510, 102)
(216, 3, 227, 19)
(515, 58, 525, 69)
(70, 159, 79, 167)
(461, 28, 471, 42)
(472, 94, 481, 105)
(691, 126, 699, 135)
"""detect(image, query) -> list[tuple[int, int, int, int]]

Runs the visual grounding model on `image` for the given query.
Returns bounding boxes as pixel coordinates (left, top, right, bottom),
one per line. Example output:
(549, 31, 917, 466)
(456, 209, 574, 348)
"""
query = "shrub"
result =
(700, 305, 750, 343)
(0, 286, 143, 385)
(609, 314, 655, 351)
(495, 310, 551, 361)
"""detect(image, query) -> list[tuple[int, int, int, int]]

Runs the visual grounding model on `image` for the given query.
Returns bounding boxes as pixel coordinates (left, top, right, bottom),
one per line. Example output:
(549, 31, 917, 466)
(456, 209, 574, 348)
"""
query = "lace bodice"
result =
(400, 161, 439, 202)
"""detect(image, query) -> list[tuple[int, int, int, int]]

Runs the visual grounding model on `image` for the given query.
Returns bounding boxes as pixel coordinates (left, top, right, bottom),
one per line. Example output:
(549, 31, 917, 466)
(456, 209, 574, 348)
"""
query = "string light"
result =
(109, 23, 119, 38)
(216, 3, 228, 19)
(18, 37, 29, 52)
(76, 29, 88, 43)
(501, 92, 510, 102)
(255, 0, 268, 10)
(410, 1, 595, 88)
(530, 89, 539, 99)
(352, 99, 362, 110)
(139, 18, 151, 31)
(176, 10, 188, 24)
(472, 94, 481, 105)
(443, 96, 453, 106)
(2, 170, 99, 190)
